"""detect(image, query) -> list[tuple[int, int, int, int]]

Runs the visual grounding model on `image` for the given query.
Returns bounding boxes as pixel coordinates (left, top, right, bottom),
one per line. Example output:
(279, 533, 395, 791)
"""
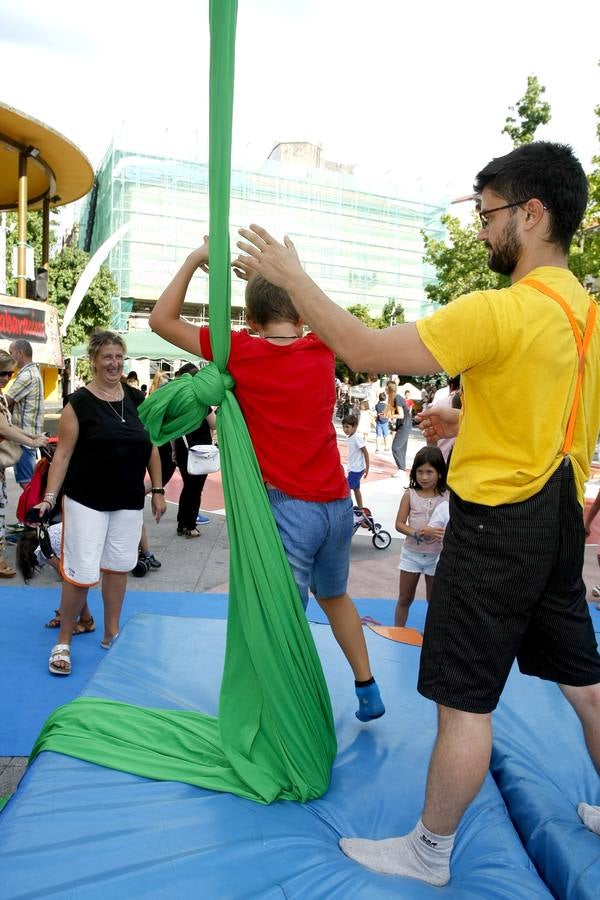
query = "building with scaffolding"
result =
(79, 140, 447, 333)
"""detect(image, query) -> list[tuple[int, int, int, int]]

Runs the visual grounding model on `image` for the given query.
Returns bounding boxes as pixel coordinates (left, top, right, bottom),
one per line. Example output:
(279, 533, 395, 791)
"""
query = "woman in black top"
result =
(39, 330, 166, 676)
(173, 363, 216, 537)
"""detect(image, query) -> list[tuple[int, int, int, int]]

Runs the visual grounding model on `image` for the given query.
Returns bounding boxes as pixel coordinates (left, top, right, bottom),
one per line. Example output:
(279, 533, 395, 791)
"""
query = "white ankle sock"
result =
(340, 818, 455, 885)
(578, 802, 600, 834)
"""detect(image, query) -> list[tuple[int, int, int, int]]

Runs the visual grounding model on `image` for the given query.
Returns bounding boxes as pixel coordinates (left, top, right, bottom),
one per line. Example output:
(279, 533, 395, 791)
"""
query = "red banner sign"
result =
(0, 304, 47, 342)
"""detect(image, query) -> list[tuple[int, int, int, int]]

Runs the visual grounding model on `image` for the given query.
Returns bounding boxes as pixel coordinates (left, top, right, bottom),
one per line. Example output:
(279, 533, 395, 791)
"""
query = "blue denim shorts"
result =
(375, 421, 389, 438)
(14, 447, 36, 485)
(267, 488, 353, 608)
(400, 545, 440, 577)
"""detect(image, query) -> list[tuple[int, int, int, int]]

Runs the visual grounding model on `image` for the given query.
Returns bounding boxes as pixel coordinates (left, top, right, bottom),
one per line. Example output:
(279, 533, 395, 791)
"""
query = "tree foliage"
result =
(335, 301, 405, 381)
(3, 212, 116, 352)
(3, 211, 57, 294)
(569, 102, 600, 289)
(502, 75, 551, 147)
(422, 74, 554, 305)
(423, 212, 509, 305)
(48, 246, 116, 351)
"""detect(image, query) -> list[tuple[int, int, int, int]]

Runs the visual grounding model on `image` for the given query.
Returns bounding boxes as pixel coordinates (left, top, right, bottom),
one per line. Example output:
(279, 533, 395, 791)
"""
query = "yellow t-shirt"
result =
(416, 267, 600, 507)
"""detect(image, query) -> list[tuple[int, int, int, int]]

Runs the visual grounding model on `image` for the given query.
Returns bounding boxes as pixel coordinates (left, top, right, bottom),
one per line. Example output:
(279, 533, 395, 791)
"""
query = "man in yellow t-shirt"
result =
(234, 141, 600, 886)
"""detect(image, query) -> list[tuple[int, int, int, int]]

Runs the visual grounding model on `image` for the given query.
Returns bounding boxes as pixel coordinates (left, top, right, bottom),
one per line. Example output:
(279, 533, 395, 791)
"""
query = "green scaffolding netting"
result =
(30, 0, 337, 805)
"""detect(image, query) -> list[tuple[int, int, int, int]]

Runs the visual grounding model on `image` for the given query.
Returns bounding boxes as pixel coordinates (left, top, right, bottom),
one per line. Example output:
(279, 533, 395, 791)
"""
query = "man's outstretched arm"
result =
(234, 225, 442, 375)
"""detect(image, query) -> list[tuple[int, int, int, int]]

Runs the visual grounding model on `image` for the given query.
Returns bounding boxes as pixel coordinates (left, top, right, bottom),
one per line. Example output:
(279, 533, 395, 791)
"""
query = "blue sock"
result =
(355, 679, 385, 721)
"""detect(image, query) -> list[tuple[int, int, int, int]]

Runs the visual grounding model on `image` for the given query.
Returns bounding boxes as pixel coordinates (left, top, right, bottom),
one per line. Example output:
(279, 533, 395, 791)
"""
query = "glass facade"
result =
(79, 141, 447, 330)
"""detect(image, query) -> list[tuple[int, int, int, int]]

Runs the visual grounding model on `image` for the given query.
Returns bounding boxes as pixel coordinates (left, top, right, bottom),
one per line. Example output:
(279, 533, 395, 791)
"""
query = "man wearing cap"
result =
(233, 141, 600, 886)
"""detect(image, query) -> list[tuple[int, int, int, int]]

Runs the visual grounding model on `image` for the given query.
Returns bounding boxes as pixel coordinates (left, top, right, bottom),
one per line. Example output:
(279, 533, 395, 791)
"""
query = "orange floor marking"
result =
(367, 624, 423, 646)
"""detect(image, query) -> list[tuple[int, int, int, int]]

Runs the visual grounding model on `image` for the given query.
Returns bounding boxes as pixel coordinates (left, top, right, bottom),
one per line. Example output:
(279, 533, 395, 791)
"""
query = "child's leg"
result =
(354, 486, 364, 508)
(317, 592, 385, 721)
(312, 496, 384, 720)
(395, 570, 420, 626)
(424, 574, 435, 601)
(317, 592, 371, 680)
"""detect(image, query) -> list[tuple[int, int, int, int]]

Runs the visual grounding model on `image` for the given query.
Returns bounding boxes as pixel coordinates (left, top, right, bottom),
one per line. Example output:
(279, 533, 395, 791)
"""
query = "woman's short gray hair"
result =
(87, 330, 127, 362)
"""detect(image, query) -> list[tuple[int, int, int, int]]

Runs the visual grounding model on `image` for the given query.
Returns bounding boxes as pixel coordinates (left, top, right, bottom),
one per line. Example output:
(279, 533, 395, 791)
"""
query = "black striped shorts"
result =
(418, 459, 600, 713)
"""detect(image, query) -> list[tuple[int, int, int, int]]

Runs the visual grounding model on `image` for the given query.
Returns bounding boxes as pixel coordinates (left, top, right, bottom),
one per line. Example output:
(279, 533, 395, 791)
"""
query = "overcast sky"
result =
(1, 0, 599, 214)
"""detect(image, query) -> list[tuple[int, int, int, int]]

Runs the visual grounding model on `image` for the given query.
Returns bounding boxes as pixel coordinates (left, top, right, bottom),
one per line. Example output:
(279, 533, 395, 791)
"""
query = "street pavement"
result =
(3, 413, 600, 601)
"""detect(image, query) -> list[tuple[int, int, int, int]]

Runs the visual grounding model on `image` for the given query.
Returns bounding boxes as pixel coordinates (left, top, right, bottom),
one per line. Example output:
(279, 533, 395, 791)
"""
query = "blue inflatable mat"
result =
(0, 614, 550, 899)
(493, 667, 600, 899)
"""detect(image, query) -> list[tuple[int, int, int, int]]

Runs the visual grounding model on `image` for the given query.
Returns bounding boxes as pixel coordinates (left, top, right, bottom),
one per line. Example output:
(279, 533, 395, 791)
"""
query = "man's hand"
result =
(415, 404, 460, 440)
(234, 224, 304, 290)
(362, 467, 369, 480)
(188, 236, 209, 273)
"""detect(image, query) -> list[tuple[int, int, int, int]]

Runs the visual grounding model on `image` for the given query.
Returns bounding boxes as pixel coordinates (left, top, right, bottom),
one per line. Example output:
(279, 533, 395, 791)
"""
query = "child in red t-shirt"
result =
(149, 239, 384, 722)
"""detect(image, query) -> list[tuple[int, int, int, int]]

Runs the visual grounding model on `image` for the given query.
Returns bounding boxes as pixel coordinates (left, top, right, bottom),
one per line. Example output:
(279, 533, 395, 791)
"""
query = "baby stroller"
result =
(17, 438, 61, 527)
(352, 506, 391, 550)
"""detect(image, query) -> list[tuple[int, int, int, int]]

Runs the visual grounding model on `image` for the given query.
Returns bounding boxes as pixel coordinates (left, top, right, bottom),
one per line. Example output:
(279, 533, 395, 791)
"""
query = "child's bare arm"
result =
(420, 525, 446, 541)
(361, 446, 369, 477)
(394, 490, 413, 537)
(584, 489, 600, 535)
(149, 238, 209, 354)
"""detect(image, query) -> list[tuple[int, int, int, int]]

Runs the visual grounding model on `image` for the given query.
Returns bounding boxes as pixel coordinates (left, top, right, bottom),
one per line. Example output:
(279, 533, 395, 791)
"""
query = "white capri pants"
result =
(61, 496, 143, 587)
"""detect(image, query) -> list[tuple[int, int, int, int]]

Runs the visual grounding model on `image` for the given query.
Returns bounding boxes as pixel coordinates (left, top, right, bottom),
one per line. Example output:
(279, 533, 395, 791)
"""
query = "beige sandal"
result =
(0, 558, 16, 578)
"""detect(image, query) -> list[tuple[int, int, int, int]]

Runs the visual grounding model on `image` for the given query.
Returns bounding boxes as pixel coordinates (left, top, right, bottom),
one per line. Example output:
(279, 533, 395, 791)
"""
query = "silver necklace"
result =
(91, 382, 125, 423)
(105, 397, 125, 423)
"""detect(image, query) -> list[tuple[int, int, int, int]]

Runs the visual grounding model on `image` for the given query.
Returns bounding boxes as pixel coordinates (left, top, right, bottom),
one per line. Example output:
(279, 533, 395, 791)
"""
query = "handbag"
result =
(0, 396, 22, 468)
(0, 436, 23, 468)
(182, 436, 220, 475)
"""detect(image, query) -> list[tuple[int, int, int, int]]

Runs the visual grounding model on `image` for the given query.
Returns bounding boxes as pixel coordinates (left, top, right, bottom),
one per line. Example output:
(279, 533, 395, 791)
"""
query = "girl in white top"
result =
(394, 446, 448, 626)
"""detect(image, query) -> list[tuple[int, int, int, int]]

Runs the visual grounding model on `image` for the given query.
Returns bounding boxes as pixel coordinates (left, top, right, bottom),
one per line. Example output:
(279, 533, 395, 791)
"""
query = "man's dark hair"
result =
(342, 413, 358, 428)
(474, 142, 588, 253)
(245, 274, 300, 327)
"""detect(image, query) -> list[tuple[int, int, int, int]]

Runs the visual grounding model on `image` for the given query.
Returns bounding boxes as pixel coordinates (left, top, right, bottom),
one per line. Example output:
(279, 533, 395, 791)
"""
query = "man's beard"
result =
(486, 216, 521, 276)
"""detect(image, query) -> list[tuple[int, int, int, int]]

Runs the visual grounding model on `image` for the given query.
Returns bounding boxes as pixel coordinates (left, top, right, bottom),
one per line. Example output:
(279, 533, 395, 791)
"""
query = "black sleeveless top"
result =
(63, 384, 152, 511)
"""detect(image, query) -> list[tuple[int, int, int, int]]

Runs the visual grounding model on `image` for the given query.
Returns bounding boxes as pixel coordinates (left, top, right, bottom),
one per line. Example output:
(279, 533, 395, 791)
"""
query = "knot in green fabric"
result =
(138, 362, 235, 444)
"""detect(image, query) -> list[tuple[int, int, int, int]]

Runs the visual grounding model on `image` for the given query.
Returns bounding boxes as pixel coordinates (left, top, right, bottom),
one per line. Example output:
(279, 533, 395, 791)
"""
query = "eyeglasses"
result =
(0, 371, 13, 377)
(478, 201, 529, 229)
(478, 199, 548, 229)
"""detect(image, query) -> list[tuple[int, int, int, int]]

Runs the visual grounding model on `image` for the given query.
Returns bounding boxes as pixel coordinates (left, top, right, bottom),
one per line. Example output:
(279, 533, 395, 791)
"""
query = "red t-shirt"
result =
(199, 328, 348, 502)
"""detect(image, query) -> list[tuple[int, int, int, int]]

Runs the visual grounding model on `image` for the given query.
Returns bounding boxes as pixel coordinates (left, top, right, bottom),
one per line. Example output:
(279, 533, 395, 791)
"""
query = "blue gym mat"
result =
(0, 587, 402, 756)
(0, 614, 551, 898)
(1, 587, 229, 756)
(492, 668, 600, 899)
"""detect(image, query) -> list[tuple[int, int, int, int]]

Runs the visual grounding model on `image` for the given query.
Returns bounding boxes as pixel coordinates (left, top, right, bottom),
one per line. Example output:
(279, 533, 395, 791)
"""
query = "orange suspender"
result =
(521, 277, 597, 455)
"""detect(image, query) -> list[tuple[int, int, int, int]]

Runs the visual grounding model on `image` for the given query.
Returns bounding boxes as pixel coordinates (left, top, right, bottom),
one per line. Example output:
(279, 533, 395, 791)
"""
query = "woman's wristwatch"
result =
(151, 487, 165, 495)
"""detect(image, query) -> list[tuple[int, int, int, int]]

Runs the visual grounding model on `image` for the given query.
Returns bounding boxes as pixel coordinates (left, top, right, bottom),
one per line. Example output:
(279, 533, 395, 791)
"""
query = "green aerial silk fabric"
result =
(30, 0, 337, 804)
